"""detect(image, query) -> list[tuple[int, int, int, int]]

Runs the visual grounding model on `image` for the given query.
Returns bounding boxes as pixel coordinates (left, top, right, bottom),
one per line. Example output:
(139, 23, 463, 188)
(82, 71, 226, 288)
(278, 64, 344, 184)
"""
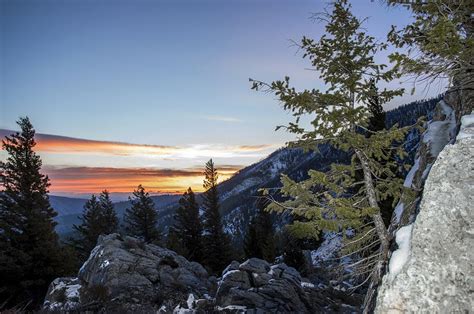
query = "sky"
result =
(0, 0, 446, 199)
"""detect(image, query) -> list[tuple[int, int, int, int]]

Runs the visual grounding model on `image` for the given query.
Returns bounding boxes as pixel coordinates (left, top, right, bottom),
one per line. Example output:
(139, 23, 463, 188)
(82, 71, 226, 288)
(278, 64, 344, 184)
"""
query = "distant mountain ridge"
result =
(51, 194, 182, 236)
(51, 96, 441, 241)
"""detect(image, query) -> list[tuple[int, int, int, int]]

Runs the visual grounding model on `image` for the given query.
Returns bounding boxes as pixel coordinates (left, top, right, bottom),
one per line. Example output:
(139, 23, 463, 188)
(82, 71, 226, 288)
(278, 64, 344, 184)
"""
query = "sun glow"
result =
(45, 166, 240, 195)
(0, 129, 272, 196)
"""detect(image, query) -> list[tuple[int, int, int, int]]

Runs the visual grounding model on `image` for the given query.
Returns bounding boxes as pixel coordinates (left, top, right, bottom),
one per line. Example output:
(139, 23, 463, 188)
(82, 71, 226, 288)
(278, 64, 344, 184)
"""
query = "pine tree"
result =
(368, 81, 402, 226)
(367, 79, 386, 133)
(171, 187, 203, 262)
(251, 0, 419, 307)
(71, 190, 118, 260)
(244, 196, 275, 262)
(0, 117, 73, 308)
(166, 227, 184, 254)
(201, 159, 231, 273)
(243, 218, 260, 259)
(98, 190, 119, 234)
(123, 185, 161, 243)
(388, 0, 474, 98)
(280, 229, 306, 273)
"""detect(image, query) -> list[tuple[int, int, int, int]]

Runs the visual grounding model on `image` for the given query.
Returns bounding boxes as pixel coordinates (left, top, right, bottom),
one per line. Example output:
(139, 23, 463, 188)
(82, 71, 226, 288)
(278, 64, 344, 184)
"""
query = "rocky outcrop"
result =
(44, 235, 362, 313)
(375, 113, 474, 313)
(215, 258, 311, 312)
(44, 234, 214, 312)
(391, 100, 457, 231)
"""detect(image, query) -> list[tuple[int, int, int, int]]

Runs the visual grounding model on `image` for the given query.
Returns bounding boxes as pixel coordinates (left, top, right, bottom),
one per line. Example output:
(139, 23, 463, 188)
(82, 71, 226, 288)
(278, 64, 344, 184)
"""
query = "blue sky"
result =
(0, 0, 446, 197)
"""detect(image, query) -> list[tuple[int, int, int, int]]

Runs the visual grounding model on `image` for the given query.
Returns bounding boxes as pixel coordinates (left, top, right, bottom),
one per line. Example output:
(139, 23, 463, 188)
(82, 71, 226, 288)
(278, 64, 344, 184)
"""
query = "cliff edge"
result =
(375, 113, 474, 313)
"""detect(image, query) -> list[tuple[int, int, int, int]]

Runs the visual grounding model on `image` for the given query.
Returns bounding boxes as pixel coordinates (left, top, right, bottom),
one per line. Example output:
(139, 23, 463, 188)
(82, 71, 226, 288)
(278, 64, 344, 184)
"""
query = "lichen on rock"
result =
(375, 113, 474, 313)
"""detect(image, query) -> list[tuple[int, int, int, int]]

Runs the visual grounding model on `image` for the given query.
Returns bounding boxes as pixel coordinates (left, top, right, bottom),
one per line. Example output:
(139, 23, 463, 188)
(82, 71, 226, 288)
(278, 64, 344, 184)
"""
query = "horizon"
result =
(1, 0, 447, 198)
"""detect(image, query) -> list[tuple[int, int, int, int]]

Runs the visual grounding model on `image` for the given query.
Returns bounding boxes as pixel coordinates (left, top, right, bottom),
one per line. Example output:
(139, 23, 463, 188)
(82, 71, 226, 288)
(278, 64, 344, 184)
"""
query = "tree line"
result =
(0, 117, 303, 309)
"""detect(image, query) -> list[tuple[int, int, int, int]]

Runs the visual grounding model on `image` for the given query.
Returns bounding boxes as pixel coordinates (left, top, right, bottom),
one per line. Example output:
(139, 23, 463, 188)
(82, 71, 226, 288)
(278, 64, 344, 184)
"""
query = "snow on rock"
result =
(301, 282, 315, 288)
(311, 232, 342, 266)
(388, 224, 413, 278)
(403, 158, 420, 188)
(43, 277, 82, 311)
(393, 202, 404, 224)
(186, 293, 195, 308)
(422, 100, 456, 157)
(375, 117, 474, 313)
(456, 111, 474, 141)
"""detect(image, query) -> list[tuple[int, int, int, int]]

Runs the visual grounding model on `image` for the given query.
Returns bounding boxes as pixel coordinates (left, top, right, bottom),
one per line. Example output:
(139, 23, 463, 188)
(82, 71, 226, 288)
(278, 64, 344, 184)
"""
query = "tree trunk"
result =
(355, 148, 390, 313)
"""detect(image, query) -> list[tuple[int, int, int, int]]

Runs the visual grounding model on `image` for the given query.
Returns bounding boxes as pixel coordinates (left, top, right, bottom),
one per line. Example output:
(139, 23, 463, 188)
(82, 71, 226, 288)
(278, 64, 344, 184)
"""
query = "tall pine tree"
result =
(170, 187, 203, 262)
(201, 159, 231, 273)
(251, 0, 418, 307)
(0, 117, 72, 308)
(71, 190, 118, 261)
(123, 185, 161, 243)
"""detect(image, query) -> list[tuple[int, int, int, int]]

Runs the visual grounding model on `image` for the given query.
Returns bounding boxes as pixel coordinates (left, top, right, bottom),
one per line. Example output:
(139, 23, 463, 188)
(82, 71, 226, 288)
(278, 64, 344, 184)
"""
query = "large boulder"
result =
(44, 234, 213, 312)
(375, 113, 474, 313)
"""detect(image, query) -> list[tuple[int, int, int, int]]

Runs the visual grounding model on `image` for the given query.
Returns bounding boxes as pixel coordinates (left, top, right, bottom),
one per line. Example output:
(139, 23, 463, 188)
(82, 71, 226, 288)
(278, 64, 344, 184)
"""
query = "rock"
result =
(216, 259, 314, 313)
(221, 260, 240, 276)
(388, 100, 457, 232)
(43, 277, 81, 311)
(375, 117, 474, 313)
(44, 234, 213, 312)
(43, 238, 356, 313)
(239, 258, 270, 274)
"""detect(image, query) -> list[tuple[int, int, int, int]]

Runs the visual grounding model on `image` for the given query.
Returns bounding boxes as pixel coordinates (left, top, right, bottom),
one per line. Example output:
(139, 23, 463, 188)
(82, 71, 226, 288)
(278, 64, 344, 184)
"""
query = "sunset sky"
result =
(0, 0, 446, 199)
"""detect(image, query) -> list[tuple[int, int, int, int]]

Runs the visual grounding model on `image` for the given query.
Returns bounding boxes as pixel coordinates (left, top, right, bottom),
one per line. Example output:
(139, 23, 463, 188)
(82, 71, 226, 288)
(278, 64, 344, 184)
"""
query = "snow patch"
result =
(404, 158, 420, 188)
(100, 259, 110, 269)
(217, 305, 247, 312)
(222, 270, 239, 280)
(186, 293, 195, 308)
(393, 202, 405, 223)
(301, 282, 315, 288)
(65, 284, 81, 299)
(456, 112, 474, 141)
(311, 232, 342, 265)
(388, 224, 413, 278)
(422, 101, 456, 157)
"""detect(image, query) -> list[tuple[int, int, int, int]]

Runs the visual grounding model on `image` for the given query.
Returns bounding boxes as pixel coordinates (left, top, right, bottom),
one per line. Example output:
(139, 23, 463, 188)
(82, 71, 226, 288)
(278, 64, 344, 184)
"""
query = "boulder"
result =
(216, 260, 313, 313)
(44, 234, 213, 312)
(375, 114, 474, 313)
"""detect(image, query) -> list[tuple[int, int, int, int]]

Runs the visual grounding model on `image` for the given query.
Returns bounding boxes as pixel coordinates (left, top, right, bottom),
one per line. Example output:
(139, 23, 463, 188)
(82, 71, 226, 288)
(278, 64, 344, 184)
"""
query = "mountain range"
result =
(51, 96, 441, 242)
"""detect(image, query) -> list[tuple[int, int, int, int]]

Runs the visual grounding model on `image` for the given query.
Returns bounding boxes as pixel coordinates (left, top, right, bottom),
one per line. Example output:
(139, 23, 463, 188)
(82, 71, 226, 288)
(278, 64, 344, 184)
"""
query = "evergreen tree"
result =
(388, 0, 474, 98)
(243, 218, 260, 259)
(201, 159, 231, 273)
(280, 229, 306, 273)
(0, 117, 73, 308)
(363, 80, 394, 226)
(123, 185, 161, 243)
(166, 227, 184, 254)
(71, 190, 118, 260)
(244, 196, 275, 262)
(98, 190, 119, 234)
(251, 0, 419, 306)
(171, 187, 203, 262)
(367, 79, 386, 133)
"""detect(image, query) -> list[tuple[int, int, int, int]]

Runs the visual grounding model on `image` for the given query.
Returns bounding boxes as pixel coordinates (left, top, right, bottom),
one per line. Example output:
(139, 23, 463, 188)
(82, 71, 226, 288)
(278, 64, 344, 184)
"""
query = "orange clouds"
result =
(44, 166, 242, 194)
(0, 129, 274, 158)
(0, 129, 272, 195)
